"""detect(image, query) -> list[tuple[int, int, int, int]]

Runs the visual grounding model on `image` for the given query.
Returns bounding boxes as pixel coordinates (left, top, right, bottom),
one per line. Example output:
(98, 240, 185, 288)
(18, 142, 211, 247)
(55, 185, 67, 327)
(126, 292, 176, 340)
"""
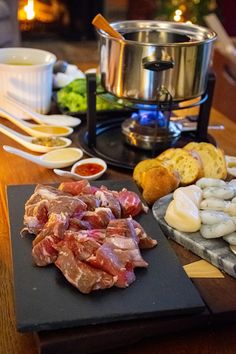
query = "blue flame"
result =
(131, 109, 166, 128)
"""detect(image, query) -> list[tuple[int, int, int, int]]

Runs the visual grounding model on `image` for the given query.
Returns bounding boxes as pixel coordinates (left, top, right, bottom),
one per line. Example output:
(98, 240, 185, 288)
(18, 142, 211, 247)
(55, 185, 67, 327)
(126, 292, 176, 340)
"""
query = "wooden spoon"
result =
(92, 13, 124, 40)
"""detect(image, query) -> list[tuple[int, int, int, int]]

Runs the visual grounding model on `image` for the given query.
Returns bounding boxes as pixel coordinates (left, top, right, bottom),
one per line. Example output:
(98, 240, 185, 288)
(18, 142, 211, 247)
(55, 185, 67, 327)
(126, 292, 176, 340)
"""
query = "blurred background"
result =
(16, 0, 235, 41)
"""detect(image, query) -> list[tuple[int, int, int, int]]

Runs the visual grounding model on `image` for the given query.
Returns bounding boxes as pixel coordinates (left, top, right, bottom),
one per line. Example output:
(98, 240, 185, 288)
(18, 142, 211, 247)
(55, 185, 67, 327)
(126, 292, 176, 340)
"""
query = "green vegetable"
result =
(57, 78, 119, 113)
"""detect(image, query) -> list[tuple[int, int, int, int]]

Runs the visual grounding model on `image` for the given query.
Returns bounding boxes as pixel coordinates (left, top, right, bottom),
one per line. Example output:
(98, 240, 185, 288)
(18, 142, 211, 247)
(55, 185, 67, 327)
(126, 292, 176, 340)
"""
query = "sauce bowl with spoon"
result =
(0, 123, 72, 152)
(54, 157, 107, 180)
(0, 107, 73, 137)
(3, 145, 83, 168)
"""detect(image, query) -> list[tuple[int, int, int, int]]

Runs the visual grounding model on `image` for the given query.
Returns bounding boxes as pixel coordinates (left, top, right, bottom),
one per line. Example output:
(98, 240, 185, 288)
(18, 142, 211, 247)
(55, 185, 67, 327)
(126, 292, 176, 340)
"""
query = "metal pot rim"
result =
(96, 20, 217, 46)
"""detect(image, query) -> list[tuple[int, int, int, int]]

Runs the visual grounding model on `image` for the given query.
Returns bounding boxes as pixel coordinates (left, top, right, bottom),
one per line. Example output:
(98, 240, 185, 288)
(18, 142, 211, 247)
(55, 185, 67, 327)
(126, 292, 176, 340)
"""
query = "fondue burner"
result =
(120, 87, 179, 150)
(76, 73, 216, 170)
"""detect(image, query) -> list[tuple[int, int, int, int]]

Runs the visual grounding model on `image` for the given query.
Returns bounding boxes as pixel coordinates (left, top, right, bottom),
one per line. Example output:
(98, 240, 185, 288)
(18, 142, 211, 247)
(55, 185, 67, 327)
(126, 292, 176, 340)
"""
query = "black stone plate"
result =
(6, 180, 205, 333)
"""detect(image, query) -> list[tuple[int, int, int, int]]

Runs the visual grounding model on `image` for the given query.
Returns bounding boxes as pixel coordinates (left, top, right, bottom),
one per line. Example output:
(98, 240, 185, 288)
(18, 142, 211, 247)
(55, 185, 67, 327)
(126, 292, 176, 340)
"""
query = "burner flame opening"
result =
(131, 109, 168, 128)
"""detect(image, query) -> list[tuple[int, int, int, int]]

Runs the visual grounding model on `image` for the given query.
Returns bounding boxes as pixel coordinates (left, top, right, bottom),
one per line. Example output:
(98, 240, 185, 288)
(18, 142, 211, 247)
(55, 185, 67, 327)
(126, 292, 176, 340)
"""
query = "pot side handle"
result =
(143, 59, 175, 72)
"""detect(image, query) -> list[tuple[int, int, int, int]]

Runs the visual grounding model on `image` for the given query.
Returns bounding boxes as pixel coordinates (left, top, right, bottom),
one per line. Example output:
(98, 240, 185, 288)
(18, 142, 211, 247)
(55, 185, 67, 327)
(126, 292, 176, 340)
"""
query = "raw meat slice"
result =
(117, 189, 148, 217)
(68, 217, 92, 231)
(95, 189, 121, 218)
(131, 219, 158, 249)
(88, 243, 136, 288)
(60, 231, 101, 261)
(81, 207, 115, 229)
(78, 195, 101, 210)
(25, 184, 69, 206)
(24, 186, 87, 234)
(65, 229, 106, 243)
(32, 213, 69, 266)
(105, 236, 148, 268)
(32, 235, 60, 266)
(106, 218, 139, 244)
(47, 196, 87, 216)
(58, 180, 97, 196)
(55, 246, 116, 294)
(24, 199, 49, 234)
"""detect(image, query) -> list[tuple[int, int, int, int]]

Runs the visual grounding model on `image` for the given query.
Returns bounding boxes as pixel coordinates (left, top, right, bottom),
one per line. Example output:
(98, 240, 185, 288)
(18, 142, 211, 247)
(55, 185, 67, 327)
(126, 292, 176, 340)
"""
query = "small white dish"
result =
(3, 145, 83, 169)
(54, 157, 107, 180)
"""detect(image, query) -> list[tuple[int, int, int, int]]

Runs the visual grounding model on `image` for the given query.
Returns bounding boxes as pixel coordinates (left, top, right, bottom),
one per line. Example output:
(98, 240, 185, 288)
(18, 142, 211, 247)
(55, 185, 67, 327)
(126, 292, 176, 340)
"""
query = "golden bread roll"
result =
(133, 158, 164, 187)
(141, 165, 180, 205)
(156, 148, 203, 185)
(184, 142, 227, 180)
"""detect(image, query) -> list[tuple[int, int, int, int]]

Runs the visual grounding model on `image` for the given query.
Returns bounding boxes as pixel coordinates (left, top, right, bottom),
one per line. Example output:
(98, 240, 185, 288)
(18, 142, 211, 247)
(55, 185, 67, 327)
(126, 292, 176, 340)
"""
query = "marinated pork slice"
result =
(55, 245, 116, 294)
(58, 180, 97, 196)
(117, 189, 149, 217)
(32, 213, 69, 266)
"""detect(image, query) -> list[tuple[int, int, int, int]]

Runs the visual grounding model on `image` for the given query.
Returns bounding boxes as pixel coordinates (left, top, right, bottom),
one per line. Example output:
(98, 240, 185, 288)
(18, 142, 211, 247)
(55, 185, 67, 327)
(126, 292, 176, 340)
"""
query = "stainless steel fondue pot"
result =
(96, 20, 217, 102)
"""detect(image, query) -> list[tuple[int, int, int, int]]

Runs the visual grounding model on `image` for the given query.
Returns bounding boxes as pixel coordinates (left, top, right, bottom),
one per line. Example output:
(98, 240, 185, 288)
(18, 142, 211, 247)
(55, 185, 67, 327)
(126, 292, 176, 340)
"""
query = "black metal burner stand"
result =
(77, 73, 216, 170)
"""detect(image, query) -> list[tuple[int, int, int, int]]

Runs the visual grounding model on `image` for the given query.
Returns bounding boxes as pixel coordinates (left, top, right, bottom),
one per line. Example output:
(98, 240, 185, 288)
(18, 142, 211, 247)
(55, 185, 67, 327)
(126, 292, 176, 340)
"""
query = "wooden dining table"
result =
(1, 81, 236, 353)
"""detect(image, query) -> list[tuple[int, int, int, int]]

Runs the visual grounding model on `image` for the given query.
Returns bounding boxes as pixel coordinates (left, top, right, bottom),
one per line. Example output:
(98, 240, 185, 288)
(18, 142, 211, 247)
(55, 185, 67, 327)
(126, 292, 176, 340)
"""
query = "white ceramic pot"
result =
(0, 47, 56, 114)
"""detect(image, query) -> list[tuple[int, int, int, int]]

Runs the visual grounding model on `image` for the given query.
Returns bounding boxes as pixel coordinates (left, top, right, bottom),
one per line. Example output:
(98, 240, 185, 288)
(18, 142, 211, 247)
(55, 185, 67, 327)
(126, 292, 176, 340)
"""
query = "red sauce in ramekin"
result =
(74, 163, 104, 176)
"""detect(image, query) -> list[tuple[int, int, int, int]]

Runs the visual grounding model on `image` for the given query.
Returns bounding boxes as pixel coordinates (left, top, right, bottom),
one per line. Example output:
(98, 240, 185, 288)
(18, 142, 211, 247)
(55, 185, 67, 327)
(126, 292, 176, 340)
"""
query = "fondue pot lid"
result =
(98, 20, 217, 45)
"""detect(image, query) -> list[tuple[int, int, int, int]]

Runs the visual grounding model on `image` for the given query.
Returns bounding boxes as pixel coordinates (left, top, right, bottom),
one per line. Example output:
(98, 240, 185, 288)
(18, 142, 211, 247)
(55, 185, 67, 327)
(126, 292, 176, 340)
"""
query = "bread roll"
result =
(156, 148, 203, 185)
(141, 165, 180, 205)
(133, 158, 165, 187)
(184, 142, 227, 180)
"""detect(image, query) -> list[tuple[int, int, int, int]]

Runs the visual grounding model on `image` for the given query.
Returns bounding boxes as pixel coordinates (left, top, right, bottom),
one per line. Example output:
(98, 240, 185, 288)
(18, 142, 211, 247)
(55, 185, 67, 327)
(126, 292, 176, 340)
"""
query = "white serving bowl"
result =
(71, 157, 107, 181)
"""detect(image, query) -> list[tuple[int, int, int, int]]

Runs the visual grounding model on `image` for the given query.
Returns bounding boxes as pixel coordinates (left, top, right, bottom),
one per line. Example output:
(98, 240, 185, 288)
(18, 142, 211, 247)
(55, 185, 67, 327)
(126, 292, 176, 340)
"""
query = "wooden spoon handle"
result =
(92, 13, 124, 40)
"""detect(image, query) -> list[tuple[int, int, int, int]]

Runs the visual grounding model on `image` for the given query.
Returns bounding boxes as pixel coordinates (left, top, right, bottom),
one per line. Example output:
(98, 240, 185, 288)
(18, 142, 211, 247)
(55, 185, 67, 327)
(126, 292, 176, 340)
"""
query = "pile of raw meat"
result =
(22, 180, 157, 294)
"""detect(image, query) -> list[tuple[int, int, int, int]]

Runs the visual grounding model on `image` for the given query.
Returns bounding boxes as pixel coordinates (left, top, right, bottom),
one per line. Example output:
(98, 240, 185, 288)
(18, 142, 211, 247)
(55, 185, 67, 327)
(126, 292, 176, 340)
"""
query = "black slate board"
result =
(6, 180, 205, 333)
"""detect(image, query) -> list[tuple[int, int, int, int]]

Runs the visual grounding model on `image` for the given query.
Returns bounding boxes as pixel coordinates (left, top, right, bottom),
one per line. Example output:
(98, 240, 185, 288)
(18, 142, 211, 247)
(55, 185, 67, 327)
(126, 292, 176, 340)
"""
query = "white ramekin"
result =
(0, 47, 56, 114)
